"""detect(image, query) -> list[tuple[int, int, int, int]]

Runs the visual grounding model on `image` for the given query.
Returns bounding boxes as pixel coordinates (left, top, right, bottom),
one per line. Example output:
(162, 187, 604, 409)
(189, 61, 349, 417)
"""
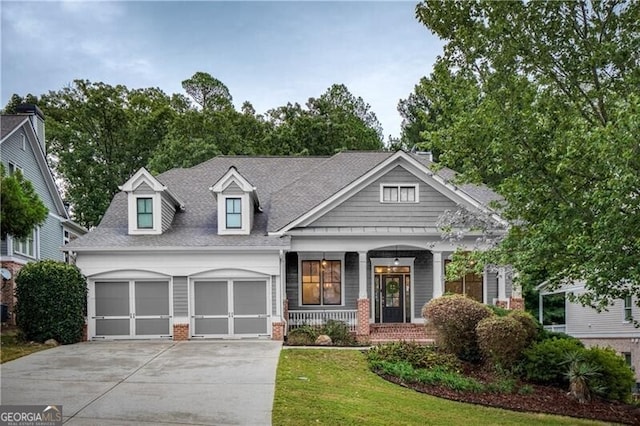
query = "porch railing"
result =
(288, 310, 358, 332)
(543, 324, 567, 333)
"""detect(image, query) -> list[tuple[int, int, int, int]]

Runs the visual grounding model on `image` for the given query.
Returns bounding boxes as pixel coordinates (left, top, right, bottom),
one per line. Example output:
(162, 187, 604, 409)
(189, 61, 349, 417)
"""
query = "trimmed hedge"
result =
(583, 346, 635, 403)
(521, 336, 585, 385)
(15, 260, 87, 344)
(476, 316, 528, 368)
(422, 295, 493, 362)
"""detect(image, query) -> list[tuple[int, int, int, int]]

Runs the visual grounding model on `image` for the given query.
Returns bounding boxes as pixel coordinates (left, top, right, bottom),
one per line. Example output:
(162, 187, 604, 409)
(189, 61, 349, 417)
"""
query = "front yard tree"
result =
(407, 0, 640, 308)
(0, 165, 48, 239)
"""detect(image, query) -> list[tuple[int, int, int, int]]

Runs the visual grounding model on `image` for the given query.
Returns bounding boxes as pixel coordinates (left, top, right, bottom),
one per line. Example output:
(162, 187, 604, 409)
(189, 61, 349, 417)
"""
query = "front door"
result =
(382, 275, 403, 323)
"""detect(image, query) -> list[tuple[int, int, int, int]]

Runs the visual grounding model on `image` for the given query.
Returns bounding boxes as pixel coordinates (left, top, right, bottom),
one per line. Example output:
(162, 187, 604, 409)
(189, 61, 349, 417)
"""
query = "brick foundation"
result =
(1, 261, 24, 325)
(495, 299, 509, 309)
(369, 323, 436, 345)
(356, 298, 370, 342)
(580, 338, 640, 381)
(82, 323, 88, 342)
(271, 321, 285, 341)
(173, 323, 189, 341)
(509, 297, 525, 310)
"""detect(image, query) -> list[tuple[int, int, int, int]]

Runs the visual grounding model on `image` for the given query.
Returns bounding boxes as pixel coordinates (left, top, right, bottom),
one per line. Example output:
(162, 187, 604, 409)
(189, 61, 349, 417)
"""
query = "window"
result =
(444, 259, 483, 302)
(226, 198, 242, 229)
(381, 184, 417, 203)
(301, 260, 341, 305)
(8, 162, 23, 176)
(15, 229, 36, 258)
(137, 198, 153, 229)
(624, 296, 633, 322)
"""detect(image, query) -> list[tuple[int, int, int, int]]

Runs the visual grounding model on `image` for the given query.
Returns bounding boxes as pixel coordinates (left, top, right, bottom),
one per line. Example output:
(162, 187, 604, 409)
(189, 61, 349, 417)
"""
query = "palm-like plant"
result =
(564, 351, 603, 404)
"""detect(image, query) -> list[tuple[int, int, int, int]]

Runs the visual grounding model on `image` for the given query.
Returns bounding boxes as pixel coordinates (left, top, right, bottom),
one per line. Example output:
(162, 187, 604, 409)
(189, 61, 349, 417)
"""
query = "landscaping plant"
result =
(521, 336, 584, 385)
(15, 260, 87, 344)
(582, 346, 635, 403)
(476, 315, 528, 369)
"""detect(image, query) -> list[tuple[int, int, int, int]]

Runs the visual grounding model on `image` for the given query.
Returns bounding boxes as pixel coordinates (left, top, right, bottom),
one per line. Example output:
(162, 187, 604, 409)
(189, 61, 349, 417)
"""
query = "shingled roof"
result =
(0, 115, 29, 140)
(66, 151, 503, 251)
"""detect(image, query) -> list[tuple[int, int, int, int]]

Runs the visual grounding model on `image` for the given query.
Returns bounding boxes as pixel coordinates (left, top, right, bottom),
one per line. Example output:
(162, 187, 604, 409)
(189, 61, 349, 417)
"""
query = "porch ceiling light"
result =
(394, 246, 400, 266)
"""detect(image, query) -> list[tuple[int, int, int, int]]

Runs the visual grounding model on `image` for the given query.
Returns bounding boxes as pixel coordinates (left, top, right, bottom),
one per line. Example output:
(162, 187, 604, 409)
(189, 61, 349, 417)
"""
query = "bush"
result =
(422, 295, 493, 362)
(15, 260, 86, 344)
(286, 325, 319, 345)
(372, 361, 484, 393)
(320, 320, 354, 346)
(367, 341, 461, 371)
(508, 310, 540, 344)
(521, 337, 584, 385)
(476, 316, 528, 368)
(583, 346, 635, 403)
(488, 304, 510, 317)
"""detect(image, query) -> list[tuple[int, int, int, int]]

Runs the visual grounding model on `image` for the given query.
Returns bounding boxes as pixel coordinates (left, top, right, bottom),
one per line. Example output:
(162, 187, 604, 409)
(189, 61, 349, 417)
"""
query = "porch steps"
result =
(369, 324, 437, 345)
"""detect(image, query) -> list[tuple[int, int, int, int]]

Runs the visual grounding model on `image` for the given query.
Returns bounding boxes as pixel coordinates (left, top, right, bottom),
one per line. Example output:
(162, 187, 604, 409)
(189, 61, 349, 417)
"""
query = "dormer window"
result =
(210, 166, 260, 235)
(119, 167, 184, 236)
(137, 198, 154, 229)
(226, 198, 242, 229)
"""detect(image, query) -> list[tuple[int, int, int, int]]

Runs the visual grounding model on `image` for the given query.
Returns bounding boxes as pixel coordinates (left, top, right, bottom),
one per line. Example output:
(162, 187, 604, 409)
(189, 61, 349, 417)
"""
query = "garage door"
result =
(192, 280, 269, 338)
(92, 281, 171, 339)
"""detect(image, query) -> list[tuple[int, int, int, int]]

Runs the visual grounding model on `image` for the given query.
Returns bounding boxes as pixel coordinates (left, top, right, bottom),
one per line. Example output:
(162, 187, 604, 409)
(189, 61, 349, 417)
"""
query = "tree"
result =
(1, 93, 39, 114)
(407, 0, 640, 308)
(181, 71, 233, 111)
(0, 165, 48, 240)
(40, 80, 175, 228)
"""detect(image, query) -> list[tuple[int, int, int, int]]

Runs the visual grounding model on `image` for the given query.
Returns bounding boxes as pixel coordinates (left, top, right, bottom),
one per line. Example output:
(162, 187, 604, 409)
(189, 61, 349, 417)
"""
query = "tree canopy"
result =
(404, 0, 640, 308)
(0, 165, 48, 240)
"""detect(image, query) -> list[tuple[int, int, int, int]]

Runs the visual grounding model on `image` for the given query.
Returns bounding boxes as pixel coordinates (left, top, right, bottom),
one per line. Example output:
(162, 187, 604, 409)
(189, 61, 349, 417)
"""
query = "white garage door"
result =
(192, 280, 269, 338)
(91, 280, 171, 339)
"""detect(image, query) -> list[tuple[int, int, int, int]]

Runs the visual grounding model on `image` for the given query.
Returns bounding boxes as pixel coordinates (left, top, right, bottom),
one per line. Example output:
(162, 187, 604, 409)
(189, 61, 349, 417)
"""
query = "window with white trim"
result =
(301, 259, 341, 305)
(8, 162, 23, 176)
(226, 198, 242, 229)
(136, 198, 153, 229)
(15, 229, 36, 258)
(381, 184, 418, 203)
(624, 296, 633, 322)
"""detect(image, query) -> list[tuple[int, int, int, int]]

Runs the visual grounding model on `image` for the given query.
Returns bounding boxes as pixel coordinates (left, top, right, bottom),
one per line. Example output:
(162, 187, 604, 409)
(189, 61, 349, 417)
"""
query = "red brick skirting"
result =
(1, 261, 24, 325)
(173, 323, 189, 341)
(272, 321, 285, 341)
(356, 299, 370, 342)
(509, 297, 525, 310)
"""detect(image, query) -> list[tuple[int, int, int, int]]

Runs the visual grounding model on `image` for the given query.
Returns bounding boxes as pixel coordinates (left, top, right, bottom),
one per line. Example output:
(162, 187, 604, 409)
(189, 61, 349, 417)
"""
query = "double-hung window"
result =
(301, 260, 341, 305)
(381, 184, 417, 203)
(226, 198, 242, 229)
(15, 229, 36, 258)
(137, 198, 153, 229)
(624, 296, 633, 322)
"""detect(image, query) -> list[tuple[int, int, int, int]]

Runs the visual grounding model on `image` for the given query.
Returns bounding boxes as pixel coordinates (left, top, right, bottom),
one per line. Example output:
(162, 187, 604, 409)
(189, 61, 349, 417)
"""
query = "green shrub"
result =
(538, 329, 578, 342)
(15, 260, 87, 344)
(476, 316, 528, 369)
(583, 346, 635, 403)
(286, 325, 319, 345)
(422, 295, 493, 362)
(520, 337, 584, 385)
(372, 360, 484, 392)
(367, 341, 461, 371)
(488, 304, 510, 317)
(320, 320, 354, 346)
(508, 310, 540, 344)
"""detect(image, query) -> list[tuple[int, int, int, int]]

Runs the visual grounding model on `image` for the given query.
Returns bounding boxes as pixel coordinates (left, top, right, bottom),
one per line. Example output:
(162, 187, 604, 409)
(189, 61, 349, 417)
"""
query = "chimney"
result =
(15, 104, 46, 154)
(415, 151, 433, 162)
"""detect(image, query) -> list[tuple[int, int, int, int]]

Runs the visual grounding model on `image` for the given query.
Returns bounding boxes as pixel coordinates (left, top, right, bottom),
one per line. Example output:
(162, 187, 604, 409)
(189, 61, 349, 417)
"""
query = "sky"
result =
(1, 1, 444, 139)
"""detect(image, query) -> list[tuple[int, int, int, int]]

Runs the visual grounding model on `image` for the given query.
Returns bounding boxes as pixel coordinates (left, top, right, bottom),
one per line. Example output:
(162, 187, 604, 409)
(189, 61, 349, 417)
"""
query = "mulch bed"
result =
(377, 367, 640, 425)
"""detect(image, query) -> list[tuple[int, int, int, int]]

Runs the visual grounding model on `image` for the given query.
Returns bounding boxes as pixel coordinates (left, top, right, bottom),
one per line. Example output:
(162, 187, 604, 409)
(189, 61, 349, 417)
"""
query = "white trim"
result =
(297, 252, 346, 307)
(370, 257, 415, 323)
(21, 133, 26, 150)
(127, 194, 162, 235)
(217, 194, 251, 235)
(66, 245, 290, 253)
(379, 183, 419, 203)
(0, 117, 30, 143)
(210, 167, 256, 194)
(432, 251, 443, 299)
(13, 228, 38, 259)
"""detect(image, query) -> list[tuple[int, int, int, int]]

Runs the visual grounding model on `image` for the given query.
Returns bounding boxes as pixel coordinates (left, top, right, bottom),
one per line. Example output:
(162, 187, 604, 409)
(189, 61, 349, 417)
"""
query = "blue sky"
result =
(1, 1, 443, 138)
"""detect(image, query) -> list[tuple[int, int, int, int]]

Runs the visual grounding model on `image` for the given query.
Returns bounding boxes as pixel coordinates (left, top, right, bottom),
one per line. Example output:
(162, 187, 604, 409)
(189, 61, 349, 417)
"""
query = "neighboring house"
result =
(539, 282, 640, 381)
(65, 150, 520, 342)
(1, 105, 86, 323)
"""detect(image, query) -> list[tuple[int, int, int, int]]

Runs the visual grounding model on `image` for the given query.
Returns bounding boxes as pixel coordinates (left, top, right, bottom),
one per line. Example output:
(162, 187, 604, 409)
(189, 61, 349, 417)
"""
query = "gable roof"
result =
(0, 115, 70, 219)
(65, 151, 504, 252)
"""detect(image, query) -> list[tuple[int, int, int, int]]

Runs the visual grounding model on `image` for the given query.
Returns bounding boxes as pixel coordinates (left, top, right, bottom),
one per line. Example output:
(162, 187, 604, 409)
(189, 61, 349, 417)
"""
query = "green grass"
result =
(272, 349, 604, 426)
(0, 328, 50, 363)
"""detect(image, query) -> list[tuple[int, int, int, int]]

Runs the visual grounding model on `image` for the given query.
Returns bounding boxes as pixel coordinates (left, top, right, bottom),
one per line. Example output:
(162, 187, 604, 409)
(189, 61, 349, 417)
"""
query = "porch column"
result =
(498, 267, 507, 300)
(432, 251, 443, 298)
(356, 251, 370, 342)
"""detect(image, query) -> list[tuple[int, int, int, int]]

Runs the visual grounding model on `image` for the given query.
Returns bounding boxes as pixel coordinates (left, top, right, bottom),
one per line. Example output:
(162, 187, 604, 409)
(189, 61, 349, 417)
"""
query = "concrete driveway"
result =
(0, 340, 282, 425)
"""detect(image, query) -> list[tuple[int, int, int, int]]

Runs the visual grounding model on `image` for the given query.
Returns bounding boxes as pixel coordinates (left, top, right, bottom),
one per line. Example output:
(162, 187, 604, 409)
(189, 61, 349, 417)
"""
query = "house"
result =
(64, 150, 520, 341)
(539, 282, 640, 381)
(1, 104, 86, 323)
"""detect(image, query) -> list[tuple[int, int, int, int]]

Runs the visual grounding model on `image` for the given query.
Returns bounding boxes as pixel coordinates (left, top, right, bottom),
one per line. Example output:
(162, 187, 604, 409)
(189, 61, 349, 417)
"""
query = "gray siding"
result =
(161, 196, 176, 232)
(309, 165, 458, 228)
(1, 125, 64, 261)
(285, 252, 359, 310)
(222, 182, 244, 195)
(566, 292, 639, 335)
(172, 276, 188, 317)
(272, 276, 277, 315)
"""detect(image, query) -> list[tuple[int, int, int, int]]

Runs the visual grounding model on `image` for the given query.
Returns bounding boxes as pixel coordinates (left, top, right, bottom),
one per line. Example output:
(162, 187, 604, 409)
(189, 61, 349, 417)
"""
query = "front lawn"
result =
(0, 327, 50, 363)
(273, 349, 601, 426)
